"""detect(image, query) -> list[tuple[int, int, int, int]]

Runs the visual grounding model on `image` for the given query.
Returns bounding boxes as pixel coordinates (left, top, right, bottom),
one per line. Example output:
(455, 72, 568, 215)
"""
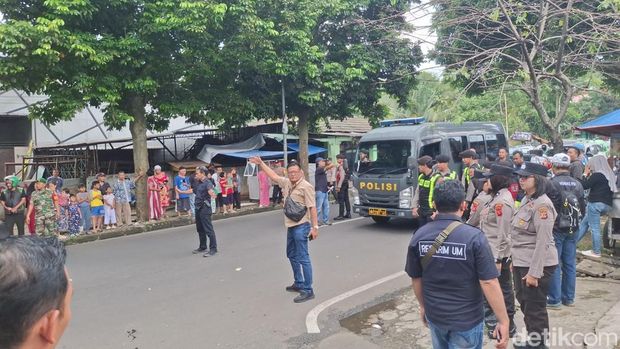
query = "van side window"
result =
(497, 133, 508, 149)
(468, 135, 485, 155)
(449, 137, 465, 162)
(485, 134, 499, 158)
(419, 141, 441, 159)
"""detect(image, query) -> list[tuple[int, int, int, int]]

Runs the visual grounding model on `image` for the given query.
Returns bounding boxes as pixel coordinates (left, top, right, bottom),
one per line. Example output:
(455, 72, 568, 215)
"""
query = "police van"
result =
(351, 118, 507, 223)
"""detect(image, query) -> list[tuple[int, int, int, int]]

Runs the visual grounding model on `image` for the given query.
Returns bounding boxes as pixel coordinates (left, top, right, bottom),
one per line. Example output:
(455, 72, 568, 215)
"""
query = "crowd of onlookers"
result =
(0, 164, 245, 239)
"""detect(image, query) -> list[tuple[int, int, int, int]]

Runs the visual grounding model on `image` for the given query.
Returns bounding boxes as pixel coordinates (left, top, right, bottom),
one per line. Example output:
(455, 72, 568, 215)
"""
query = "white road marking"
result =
(305, 270, 407, 334)
(324, 217, 365, 227)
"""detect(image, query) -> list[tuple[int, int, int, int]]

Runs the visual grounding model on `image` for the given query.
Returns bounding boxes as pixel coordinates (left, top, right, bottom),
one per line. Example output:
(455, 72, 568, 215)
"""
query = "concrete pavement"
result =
(59, 207, 414, 348)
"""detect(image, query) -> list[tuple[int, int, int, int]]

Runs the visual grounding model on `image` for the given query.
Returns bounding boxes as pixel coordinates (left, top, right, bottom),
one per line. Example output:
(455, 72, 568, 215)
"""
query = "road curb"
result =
(64, 205, 280, 246)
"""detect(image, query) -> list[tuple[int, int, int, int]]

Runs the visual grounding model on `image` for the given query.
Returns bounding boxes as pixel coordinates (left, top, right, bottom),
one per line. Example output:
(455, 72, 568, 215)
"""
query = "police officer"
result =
(192, 166, 218, 257)
(466, 170, 493, 227)
(433, 154, 457, 181)
(511, 162, 558, 349)
(480, 164, 517, 339)
(460, 150, 482, 219)
(412, 156, 435, 227)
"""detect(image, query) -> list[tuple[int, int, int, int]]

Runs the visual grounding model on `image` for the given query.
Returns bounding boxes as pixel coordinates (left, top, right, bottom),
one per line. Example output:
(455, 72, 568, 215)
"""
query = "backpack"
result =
(557, 189, 581, 233)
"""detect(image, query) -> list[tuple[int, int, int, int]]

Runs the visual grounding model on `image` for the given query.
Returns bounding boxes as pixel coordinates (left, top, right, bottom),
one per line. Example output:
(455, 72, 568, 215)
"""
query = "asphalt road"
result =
(59, 207, 414, 349)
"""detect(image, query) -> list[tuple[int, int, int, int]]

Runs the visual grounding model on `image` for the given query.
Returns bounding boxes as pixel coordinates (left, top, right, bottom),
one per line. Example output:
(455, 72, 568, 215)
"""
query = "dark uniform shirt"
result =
(405, 213, 498, 331)
(195, 178, 214, 213)
(413, 172, 435, 216)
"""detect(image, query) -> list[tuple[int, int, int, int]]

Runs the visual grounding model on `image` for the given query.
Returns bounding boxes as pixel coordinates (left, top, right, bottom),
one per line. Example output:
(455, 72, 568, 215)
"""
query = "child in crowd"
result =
(67, 194, 82, 237)
(76, 184, 91, 232)
(103, 186, 117, 229)
(160, 179, 170, 218)
(90, 181, 104, 233)
(219, 171, 230, 214)
(56, 188, 70, 233)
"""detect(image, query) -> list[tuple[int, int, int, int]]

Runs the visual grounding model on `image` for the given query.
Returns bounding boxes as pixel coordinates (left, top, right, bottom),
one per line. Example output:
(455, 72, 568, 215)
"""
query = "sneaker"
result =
(581, 250, 601, 258)
(325, 221, 333, 226)
(192, 248, 207, 254)
(208, 249, 218, 256)
(563, 302, 575, 307)
(293, 291, 315, 303)
(333, 216, 344, 221)
(285, 284, 302, 293)
(547, 302, 562, 310)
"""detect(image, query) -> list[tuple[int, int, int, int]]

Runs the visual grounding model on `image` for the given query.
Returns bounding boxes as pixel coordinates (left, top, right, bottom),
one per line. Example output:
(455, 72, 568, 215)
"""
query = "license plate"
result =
(368, 208, 388, 217)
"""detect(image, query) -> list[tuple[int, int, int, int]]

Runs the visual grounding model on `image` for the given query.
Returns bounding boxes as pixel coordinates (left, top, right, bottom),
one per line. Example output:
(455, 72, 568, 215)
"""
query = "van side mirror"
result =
(407, 156, 417, 169)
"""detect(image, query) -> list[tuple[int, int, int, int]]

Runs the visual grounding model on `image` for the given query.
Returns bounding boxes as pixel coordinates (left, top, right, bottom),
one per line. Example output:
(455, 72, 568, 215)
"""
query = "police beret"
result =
(435, 154, 450, 163)
(459, 150, 476, 159)
(418, 155, 433, 166)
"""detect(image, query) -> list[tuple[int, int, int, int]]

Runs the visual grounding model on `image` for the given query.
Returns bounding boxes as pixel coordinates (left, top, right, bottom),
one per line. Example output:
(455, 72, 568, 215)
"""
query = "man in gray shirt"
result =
(566, 146, 584, 180)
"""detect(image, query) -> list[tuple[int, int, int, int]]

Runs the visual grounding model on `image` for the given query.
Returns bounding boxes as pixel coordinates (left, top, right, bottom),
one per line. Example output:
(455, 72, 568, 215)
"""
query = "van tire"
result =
(371, 216, 390, 224)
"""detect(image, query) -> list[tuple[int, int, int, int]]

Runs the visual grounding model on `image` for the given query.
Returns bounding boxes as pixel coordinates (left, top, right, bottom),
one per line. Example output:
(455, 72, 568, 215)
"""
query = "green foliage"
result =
(0, 0, 229, 130)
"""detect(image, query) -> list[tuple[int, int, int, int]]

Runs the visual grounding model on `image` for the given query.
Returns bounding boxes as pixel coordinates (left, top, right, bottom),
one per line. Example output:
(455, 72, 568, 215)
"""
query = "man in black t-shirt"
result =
(406, 180, 509, 349)
(314, 158, 334, 226)
(0, 177, 27, 236)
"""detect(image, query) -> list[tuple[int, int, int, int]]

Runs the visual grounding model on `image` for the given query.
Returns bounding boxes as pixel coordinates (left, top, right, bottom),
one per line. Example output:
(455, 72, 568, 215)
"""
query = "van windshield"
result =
(355, 140, 411, 175)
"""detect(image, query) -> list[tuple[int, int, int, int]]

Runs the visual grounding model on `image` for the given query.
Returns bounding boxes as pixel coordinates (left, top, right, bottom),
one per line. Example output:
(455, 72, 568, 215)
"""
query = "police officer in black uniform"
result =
(192, 166, 218, 257)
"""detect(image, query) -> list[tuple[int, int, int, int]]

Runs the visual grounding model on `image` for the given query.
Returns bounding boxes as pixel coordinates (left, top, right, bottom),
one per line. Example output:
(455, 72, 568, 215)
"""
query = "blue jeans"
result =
(548, 230, 576, 305)
(286, 222, 313, 292)
(79, 203, 91, 231)
(315, 191, 330, 224)
(576, 202, 611, 254)
(189, 193, 196, 215)
(428, 319, 483, 349)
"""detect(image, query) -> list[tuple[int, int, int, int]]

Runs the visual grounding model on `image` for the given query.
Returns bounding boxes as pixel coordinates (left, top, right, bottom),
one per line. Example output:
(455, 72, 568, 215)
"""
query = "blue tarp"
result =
(577, 109, 620, 136)
(224, 144, 327, 159)
(287, 143, 327, 155)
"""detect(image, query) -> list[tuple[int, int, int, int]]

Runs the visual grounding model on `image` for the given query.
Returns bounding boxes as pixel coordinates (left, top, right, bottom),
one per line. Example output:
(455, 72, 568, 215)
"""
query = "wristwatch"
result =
(313, 225, 319, 229)
(495, 258, 503, 264)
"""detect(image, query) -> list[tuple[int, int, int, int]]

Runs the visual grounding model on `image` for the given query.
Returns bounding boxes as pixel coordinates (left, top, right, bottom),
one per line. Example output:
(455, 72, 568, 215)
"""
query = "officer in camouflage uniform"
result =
(26, 179, 59, 236)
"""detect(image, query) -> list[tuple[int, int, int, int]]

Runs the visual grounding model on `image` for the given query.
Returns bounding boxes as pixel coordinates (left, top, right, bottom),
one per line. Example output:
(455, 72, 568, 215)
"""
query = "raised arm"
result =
(249, 157, 281, 182)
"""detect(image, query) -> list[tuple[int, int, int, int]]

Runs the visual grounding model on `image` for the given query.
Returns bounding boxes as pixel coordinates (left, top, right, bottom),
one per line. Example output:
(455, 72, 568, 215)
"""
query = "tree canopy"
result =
(429, 0, 620, 150)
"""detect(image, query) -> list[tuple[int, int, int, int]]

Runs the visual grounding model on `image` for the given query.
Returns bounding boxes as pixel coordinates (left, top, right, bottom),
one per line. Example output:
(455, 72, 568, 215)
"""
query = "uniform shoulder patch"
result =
(495, 203, 503, 216)
(471, 200, 479, 213)
(538, 206, 549, 220)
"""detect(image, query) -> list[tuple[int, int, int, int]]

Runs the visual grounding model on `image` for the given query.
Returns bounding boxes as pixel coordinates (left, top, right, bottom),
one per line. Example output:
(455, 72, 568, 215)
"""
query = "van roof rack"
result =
(379, 117, 426, 127)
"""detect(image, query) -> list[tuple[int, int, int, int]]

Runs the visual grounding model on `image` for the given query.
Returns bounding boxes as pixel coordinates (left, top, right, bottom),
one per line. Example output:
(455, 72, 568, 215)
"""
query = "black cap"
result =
(566, 145, 582, 154)
(418, 155, 433, 166)
(515, 162, 549, 177)
(436, 154, 450, 163)
(472, 169, 488, 179)
(459, 150, 476, 159)
(483, 164, 514, 177)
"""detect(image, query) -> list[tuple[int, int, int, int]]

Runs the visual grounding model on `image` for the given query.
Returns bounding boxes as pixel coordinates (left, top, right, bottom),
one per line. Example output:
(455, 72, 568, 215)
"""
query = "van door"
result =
(468, 134, 485, 157)
(449, 136, 467, 178)
(419, 138, 442, 158)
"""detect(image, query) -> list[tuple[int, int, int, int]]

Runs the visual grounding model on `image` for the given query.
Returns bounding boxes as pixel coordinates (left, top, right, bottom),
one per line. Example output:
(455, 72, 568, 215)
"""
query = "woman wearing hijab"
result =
(576, 155, 616, 258)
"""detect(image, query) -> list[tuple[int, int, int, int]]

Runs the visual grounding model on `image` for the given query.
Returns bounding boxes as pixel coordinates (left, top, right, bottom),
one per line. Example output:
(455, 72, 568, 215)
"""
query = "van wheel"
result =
(603, 220, 616, 249)
(371, 216, 390, 224)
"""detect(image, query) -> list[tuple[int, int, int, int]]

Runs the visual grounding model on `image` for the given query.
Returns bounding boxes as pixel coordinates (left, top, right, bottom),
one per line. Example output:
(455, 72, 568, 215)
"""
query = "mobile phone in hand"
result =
(307, 232, 314, 241)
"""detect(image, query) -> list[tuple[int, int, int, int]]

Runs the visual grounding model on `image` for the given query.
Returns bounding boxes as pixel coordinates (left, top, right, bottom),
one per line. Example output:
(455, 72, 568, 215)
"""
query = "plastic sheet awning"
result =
(576, 109, 620, 137)
(224, 144, 327, 160)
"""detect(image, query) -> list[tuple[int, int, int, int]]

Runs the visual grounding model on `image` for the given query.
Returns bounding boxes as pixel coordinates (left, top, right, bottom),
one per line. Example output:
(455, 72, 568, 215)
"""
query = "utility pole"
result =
(281, 80, 288, 168)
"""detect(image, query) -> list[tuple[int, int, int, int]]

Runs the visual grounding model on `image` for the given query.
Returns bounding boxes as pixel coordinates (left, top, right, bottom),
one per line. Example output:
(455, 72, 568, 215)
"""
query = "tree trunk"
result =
(549, 128, 564, 155)
(298, 110, 310, 179)
(127, 96, 150, 222)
